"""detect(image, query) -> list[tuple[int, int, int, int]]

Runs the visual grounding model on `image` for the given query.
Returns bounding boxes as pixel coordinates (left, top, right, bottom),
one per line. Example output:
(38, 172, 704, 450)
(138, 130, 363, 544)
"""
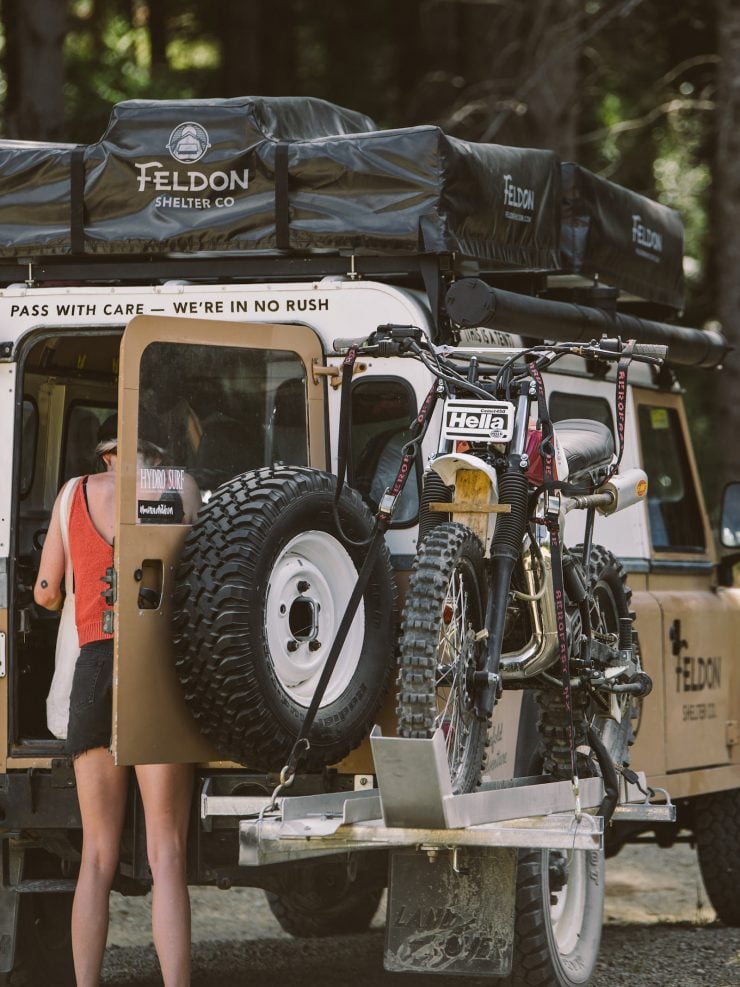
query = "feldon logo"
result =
(167, 121, 211, 163)
(503, 174, 535, 210)
(503, 174, 535, 224)
(135, 120, 250, 205)
(632, 213, 663, 260)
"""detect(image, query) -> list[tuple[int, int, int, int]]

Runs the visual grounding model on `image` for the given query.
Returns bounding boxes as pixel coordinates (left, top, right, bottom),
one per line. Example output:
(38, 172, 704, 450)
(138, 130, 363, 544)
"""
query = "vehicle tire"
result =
(694, 787, 740, 926)
(0, 891, 75, 986)
(506, 847, 604, 987)
(265, 861, 383, 938)
(397, 522, 489, 794)
(172, 466, 397, 770)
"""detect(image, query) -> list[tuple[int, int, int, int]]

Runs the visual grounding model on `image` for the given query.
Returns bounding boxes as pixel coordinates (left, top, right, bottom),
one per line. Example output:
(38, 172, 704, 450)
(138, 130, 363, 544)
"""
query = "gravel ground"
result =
(100, 841, 740, 986)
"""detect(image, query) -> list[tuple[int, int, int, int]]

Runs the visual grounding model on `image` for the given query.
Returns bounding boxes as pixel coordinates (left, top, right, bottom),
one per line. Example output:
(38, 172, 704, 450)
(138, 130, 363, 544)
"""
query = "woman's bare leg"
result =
(72, 748, 129, 987)
(135, 762, 193, 987)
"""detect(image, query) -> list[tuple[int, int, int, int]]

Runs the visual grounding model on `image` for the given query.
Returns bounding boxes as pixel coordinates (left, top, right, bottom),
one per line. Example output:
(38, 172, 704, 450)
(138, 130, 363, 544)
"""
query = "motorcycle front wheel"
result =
(397, 522, 489, 794)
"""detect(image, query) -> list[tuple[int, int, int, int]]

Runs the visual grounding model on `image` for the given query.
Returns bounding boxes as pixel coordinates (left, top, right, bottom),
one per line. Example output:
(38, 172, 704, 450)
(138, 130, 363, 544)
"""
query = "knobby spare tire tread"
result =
(172, 466, 397, 769)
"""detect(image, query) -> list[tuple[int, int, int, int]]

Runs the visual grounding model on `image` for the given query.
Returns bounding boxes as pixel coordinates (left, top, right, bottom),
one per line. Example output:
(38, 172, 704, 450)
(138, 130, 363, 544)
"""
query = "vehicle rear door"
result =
(113, 315, 326, 764)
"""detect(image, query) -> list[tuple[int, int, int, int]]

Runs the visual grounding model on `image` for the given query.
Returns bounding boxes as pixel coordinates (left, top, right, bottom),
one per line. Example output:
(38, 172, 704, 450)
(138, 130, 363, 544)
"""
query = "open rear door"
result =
(113, 315, 326, 764)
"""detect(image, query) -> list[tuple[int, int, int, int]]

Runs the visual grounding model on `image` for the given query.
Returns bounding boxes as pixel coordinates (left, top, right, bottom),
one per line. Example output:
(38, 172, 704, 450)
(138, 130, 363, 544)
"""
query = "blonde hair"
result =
(95, 438, 166, 465)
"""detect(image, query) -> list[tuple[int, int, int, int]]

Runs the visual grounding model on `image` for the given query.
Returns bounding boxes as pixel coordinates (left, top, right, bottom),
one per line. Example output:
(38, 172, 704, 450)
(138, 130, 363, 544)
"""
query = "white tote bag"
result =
(46, 477, 81, 740)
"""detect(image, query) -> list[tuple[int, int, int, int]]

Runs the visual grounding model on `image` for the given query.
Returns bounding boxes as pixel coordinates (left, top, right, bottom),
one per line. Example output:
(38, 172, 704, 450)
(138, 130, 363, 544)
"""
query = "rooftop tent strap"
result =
(445, 277, 728, 370)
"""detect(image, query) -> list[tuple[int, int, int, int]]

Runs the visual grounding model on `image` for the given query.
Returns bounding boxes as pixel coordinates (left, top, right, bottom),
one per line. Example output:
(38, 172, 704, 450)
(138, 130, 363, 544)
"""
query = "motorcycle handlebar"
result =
(332, 330, 668, 370)
(630, 342, 669, 362)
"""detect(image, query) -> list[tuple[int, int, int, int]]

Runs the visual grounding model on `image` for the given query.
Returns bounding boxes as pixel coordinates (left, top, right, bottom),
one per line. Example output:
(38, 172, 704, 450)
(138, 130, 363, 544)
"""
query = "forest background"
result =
(0, 0, 737, 506)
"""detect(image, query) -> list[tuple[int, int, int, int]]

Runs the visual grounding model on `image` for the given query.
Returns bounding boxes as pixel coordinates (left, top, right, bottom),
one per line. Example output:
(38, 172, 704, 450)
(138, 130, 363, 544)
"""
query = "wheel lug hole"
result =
(297, 580, 310, 592)
(308, 640, 321, 652)
(286, 640, 299, 653)
(279, 604, 287, 615)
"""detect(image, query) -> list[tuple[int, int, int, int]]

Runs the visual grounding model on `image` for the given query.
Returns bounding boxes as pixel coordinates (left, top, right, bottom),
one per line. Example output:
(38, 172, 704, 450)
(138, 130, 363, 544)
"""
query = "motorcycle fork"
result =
(474, 382, 532, 720)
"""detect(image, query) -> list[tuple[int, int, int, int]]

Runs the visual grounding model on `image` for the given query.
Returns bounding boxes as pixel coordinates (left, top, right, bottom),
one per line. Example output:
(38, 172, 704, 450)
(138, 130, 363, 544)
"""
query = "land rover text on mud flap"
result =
(0, 96, 736, 986)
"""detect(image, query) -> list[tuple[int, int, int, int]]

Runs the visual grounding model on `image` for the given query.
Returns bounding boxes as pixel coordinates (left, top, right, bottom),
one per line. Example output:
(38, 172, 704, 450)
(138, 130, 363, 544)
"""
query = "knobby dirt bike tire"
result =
(397, 521, 489, 794)
(172, 466, 397, 770)
(536, 544, 634, 778)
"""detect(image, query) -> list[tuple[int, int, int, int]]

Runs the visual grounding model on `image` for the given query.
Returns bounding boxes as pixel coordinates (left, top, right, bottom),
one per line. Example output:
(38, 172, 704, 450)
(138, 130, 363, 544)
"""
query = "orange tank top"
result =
(68, 478, 114, 647)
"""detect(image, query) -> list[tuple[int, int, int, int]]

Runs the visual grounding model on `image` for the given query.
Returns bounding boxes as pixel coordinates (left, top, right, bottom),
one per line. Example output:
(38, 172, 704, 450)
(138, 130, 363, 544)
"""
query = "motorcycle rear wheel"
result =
(396, 522, 489, 794)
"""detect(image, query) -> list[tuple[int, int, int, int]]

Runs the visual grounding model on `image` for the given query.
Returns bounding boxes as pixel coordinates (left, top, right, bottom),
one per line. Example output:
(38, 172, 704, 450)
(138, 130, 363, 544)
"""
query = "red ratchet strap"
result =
(376, 382, 438, 525)
(611, 340, 634, 475)
(528, 361, 580, 812)
(281, 351, 438, 786)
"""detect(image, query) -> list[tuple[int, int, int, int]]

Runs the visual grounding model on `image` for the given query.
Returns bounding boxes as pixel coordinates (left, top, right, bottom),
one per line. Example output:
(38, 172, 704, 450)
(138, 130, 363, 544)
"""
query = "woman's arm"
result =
(34, 492, 67, 611)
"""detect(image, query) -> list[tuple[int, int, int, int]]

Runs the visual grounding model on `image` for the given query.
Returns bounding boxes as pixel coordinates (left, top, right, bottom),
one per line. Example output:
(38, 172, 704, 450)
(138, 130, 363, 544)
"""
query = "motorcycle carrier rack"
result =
(199, 727, 675, 867)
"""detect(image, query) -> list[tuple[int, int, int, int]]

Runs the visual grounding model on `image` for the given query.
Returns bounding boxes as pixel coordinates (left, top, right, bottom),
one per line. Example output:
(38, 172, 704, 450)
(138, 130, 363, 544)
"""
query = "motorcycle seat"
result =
(553, 418, 615, 476)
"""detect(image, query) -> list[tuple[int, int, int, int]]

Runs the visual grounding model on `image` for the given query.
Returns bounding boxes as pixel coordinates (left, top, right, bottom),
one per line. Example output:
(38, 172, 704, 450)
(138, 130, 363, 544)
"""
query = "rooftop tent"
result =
(560, 162, 685, 312)
(0, 96, 561, 270)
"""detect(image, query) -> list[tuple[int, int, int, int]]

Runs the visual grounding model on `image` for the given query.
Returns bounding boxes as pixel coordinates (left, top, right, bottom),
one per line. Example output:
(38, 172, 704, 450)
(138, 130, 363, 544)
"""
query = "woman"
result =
(34, 412, 197, 987)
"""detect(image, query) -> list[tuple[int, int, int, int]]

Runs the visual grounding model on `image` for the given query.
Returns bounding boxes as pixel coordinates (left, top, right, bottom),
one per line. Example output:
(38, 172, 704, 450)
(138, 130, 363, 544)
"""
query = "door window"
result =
(351, 378, 419, 525)
(138, 341, 308, 507)
(637, 405, 704, 552)
(549, 391, 615, 436)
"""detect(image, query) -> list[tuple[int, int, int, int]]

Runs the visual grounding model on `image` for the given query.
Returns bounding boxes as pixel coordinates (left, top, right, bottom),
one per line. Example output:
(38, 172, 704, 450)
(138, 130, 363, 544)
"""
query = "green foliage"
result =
(63, 1, 220, 142)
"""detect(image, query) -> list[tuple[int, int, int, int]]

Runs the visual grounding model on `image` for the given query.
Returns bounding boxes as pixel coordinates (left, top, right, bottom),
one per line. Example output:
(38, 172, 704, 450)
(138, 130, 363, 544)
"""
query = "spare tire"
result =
(172, 466, 397, 769)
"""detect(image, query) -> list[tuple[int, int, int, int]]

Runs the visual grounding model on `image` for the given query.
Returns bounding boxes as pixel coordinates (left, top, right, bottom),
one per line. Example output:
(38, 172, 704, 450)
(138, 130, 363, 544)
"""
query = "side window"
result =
(62, 403, 115, 482)
(549, 391, 615, 436)
(637, 405, 705, 552)
(138, 341, 308, 506)
(19, 398, 38, 497)
(351, 378, 419, 526)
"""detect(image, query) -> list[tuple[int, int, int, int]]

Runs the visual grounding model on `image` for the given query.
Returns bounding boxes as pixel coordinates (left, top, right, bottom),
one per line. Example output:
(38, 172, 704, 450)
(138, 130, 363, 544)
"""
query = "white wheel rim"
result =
(265, 530, 365, 707)
(549, 850, 589, 955)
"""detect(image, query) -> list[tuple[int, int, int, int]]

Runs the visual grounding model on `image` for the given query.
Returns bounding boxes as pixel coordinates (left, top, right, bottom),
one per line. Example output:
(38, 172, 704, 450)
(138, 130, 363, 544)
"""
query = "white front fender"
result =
(429, 452, 499, 493)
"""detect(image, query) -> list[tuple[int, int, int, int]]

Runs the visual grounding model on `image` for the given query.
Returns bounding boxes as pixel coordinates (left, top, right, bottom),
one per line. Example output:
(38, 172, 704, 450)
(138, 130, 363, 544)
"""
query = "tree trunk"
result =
(3, 0, 67, 140)
(711, 0, 740, 495)
(415, 0, 581, 156)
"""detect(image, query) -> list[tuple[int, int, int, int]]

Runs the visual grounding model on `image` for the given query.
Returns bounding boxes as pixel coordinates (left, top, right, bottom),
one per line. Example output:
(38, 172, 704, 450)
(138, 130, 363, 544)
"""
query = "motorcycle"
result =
(361, 326, 660, 801)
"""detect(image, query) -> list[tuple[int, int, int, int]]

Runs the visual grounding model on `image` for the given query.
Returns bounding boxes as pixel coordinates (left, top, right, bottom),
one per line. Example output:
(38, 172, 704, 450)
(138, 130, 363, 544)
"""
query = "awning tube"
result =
(445, 277, 729, 369)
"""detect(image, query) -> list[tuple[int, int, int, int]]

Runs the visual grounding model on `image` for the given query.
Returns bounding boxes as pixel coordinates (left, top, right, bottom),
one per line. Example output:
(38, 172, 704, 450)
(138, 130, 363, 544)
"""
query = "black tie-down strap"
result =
(274, 352, 440, 797)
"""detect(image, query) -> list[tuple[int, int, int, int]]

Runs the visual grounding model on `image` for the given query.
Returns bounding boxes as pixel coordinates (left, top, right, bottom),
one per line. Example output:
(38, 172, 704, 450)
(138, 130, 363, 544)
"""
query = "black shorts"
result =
(65, 639, 114, 758)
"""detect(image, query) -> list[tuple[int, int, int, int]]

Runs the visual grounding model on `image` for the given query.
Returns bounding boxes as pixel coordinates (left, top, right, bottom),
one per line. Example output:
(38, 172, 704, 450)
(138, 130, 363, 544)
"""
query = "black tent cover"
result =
(0, 96, 683, 309)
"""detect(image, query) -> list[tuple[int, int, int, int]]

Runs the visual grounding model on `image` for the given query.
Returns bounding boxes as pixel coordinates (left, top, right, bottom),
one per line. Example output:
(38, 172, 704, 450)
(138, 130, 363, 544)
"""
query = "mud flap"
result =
(384, 846, 517, 977)
(0, 887, 19, 973)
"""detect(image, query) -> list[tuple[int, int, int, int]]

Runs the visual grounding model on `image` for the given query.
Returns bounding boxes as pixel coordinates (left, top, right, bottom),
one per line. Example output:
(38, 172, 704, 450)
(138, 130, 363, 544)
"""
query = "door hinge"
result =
(727, 721, 738, 748)
(312, 359, 367, 389)
(101, 566, 117, 635)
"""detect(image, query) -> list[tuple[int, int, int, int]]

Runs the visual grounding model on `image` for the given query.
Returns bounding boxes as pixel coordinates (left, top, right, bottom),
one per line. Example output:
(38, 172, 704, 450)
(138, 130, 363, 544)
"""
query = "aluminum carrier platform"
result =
(199, 727, 675, 867)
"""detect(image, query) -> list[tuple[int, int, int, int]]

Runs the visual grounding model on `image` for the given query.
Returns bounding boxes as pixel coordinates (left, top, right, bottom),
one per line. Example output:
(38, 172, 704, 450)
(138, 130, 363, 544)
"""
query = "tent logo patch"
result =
(167, 122, 211, 164)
